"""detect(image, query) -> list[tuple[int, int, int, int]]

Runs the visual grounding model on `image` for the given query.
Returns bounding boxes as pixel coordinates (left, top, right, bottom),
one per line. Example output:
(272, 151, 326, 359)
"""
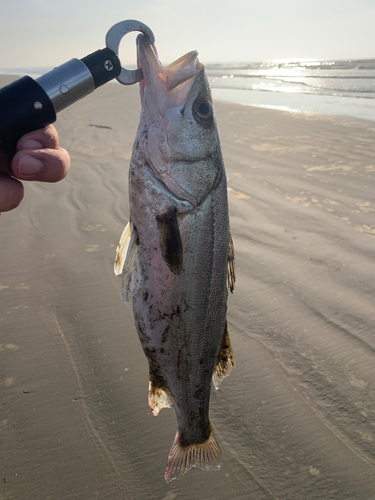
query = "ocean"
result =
(208, 59, 375, 122)
(1, 59, 375, 122)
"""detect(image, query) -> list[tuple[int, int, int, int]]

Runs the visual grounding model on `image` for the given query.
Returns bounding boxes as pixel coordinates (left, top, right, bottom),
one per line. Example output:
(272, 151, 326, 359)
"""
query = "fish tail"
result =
(164, 423, 222, 482)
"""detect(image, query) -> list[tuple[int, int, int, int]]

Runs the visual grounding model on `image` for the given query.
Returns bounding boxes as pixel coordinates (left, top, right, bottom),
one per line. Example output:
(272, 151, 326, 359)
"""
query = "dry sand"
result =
(1, 75, 375, 500)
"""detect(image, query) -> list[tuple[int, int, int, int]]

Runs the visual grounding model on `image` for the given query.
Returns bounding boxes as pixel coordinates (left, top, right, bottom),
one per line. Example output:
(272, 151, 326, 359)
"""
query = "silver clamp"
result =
(106, 20, 155, 85)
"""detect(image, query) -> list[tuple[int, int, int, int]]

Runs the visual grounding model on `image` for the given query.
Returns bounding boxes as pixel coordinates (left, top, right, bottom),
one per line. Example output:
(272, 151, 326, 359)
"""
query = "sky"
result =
(0, 0, 374, 69)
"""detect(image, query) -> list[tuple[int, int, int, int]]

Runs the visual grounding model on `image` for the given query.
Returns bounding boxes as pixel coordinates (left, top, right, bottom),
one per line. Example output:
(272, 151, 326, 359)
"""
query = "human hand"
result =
(0, 125, 70, 217)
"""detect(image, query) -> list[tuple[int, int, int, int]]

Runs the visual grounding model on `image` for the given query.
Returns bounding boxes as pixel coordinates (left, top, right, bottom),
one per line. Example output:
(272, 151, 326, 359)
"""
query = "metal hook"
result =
(106, 20, 155, 85)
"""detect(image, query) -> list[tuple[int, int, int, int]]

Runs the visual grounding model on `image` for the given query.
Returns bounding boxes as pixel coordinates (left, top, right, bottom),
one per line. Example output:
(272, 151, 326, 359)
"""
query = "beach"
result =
(1, 75, 375, 500)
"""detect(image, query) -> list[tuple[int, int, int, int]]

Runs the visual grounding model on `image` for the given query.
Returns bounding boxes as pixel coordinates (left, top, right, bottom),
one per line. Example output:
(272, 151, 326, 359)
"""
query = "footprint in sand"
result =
(227, 186, 251, 201)
(82, 224, 96, 232)
(356, 202, 374, 213)
(0, 344, 19, 352)
(354, 225, 375, 238)
(350, 374, 367, 389)
(82, 224, 107, 233)
(86, 245, 99, 252)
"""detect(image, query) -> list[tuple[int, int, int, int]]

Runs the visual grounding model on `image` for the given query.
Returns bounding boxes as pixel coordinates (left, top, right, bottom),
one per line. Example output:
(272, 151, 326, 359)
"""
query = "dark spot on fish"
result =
(182, 298, 190, 313)
(144, 347, 169, 390)
(130, 224, 140, 245)
(143, 290, 149, 302)
(134, 311, 150, 344)
(160, 348, 164, 354)
(195, 387, 204, 399)
(176, 347, 186, 381)
(161, 324, 170, 343)
(199, 358, 204, 365)
(198, 405, 206, 427)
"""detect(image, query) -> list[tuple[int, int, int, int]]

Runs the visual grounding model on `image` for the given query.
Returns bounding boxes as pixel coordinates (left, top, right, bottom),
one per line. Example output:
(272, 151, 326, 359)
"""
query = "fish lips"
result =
(137, 34, 203, 104)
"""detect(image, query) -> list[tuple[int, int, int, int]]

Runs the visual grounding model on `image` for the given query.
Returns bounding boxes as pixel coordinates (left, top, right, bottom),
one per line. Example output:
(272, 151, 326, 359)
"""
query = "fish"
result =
(114, 33, 235, 482)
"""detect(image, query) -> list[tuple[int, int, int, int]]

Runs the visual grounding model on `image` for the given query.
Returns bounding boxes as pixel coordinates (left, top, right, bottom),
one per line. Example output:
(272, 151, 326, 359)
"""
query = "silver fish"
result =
(115, 34, 235, 482)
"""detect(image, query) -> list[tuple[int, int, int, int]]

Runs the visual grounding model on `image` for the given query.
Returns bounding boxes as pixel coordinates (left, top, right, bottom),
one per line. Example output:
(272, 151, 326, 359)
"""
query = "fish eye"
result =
(193, 97, 213, 124)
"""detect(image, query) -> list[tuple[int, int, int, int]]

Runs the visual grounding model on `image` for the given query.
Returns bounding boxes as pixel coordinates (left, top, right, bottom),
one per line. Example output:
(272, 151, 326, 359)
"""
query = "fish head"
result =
(135, 34, 224, 206)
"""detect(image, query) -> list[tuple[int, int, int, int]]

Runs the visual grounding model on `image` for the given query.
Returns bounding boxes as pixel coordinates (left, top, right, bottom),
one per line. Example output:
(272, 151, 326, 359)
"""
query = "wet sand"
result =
(1, 75, 375, 500)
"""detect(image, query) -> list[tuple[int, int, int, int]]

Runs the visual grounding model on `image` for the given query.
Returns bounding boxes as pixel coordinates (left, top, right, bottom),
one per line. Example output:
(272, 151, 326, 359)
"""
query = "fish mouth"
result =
(137, 34, 202, 102)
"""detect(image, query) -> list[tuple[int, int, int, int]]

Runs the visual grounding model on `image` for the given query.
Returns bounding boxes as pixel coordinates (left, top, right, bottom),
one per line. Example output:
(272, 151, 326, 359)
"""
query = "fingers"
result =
(0, 125, 70, 215)
(11, 124, 70, 183)
(16, 124, 59, 151)
(0, 174, 24, 213)
(11, 146, 70, 183)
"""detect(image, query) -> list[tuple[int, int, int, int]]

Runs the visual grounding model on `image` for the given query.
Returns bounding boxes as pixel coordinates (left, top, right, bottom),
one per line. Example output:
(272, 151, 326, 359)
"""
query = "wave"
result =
(207, 59, 375, 101)
(210, 83, 375, 100)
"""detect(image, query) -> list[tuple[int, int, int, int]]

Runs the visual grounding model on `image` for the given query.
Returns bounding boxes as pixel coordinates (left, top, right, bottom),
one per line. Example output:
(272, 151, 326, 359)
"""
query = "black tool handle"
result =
(0, 48, 121, 157)
(0, 76, 56, 157)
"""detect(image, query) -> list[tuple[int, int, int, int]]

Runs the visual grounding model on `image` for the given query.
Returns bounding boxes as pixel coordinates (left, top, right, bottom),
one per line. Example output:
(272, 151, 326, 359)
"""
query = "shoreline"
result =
(212, 87, 375, 123)
(1, 73, 373, 125)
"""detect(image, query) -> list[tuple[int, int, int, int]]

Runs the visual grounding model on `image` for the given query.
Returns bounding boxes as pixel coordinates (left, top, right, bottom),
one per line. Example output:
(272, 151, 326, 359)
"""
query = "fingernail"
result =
(22, 139, 43, 150)
(18, 155, 44, 176)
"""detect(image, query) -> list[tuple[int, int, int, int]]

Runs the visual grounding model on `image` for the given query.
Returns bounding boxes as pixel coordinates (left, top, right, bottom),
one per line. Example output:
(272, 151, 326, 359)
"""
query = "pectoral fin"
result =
(114, 222, 132, 276)
(114, 223, 143, 303)
(227, 232, 235, 295)
(212, 322, 235, 390)
(156, 207, 183, 276)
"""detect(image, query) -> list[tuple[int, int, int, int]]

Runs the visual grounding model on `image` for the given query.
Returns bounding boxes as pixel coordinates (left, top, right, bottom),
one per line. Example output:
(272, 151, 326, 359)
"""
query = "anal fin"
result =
(212, 322, 235, 390)
(148, 380, 173, 416)
(165, 422, 222, 482)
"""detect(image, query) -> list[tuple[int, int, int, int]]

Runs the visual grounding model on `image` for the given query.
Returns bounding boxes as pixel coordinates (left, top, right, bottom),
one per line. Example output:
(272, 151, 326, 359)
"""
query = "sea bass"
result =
(115, 34, 235, 482)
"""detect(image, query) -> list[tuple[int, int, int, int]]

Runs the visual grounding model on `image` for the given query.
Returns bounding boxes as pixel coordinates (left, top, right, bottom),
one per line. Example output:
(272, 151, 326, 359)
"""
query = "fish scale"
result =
(115, 33, 235, 482)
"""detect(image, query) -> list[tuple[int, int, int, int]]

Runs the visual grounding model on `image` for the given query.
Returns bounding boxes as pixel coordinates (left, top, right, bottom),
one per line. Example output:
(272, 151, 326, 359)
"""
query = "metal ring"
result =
(106, 20, 155, 85)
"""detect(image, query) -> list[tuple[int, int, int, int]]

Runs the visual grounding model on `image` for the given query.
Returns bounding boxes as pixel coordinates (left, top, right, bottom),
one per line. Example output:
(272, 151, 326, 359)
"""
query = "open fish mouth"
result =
(137, 34, 203, 99)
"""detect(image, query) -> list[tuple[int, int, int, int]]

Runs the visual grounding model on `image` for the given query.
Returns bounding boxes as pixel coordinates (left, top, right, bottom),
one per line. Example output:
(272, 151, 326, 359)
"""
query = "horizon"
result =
(0, 0, 374, 69)
(1, 56, 374, 74)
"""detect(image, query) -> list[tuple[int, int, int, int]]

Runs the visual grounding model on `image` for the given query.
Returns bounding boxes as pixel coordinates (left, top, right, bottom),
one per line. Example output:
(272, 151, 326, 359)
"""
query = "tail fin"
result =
(164, 423, 222, 482)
